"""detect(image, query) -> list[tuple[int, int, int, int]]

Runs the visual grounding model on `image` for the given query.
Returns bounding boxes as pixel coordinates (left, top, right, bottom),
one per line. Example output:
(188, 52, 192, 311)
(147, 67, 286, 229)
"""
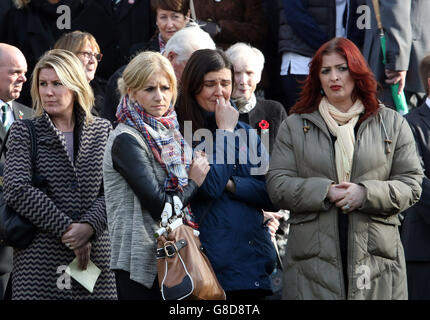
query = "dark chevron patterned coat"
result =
(3, 109, 117, 299)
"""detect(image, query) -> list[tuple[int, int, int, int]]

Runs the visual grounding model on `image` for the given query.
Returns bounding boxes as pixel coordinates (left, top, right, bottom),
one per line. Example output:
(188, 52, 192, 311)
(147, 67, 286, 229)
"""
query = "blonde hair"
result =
(31, 49, 94, 124)
(13, 0, 31, 9)
(54, 31, 101, 55)
(118, 51, 177, 105)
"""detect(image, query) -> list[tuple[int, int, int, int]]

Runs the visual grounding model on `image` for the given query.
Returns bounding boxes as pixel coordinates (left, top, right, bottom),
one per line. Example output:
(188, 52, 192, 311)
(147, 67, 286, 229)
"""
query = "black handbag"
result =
(0, 119, 41, 249)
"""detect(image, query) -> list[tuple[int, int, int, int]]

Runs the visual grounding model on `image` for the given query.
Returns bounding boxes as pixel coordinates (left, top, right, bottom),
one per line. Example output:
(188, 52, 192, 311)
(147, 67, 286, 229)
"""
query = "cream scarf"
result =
(318, 97, 364, 183)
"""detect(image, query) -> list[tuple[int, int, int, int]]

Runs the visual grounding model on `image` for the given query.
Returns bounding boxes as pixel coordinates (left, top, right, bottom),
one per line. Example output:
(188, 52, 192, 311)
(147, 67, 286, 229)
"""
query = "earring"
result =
(320, 89, 325, 96)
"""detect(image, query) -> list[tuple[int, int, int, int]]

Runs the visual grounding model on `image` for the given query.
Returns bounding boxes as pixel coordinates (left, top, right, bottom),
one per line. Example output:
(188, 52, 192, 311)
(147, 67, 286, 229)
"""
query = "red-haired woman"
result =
(266, 37, 424, 300)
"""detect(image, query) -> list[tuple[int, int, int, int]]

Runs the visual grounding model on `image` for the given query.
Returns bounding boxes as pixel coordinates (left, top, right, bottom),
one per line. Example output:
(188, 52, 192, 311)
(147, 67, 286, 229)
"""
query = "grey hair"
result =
(164, 25, 216, 63)
(225, 42, 265, 75)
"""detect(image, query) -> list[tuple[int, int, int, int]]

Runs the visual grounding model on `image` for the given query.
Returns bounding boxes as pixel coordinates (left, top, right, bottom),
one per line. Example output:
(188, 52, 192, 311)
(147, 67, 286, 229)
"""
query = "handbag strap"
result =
(0, 119, 37, 170)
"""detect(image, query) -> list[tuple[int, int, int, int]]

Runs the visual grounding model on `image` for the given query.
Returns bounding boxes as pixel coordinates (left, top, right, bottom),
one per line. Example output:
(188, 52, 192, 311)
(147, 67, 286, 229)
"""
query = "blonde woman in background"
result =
(3, 49, 117, 299)
(54, 31, 106, 116)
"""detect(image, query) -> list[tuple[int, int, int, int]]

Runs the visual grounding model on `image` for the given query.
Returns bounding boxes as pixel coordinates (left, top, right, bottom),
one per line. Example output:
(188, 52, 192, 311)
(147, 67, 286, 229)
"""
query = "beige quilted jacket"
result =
(266, 106, 423, 300)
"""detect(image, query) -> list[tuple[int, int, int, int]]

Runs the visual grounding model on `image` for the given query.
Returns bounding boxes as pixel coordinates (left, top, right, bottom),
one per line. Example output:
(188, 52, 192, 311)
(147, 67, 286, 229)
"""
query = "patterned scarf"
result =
(116, 94, 192, 192)
(234, 93, 257, 114)
(318, 97, 364, 183)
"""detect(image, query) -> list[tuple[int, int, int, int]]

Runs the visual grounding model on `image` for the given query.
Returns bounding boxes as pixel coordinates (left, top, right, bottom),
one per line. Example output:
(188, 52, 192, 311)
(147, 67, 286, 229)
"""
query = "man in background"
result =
(0, 43, 33, 300)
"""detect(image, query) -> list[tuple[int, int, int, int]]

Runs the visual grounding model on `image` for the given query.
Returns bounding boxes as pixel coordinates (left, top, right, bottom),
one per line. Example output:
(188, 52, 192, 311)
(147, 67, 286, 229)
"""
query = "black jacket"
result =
(401, 102, 430, 261)
(0, 0, 84, 107)
(72, 0, 155, 79)
(238, 98, 287, 155)
(111, 132, 199, 220)
(100, 38, 160, 124)
(278, 0, 364, 57)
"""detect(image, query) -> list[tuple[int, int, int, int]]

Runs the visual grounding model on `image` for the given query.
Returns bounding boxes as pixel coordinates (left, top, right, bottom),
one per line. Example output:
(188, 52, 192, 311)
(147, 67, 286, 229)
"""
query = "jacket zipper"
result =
(302, 113, 345, 298)
(346, 114, 375, 299)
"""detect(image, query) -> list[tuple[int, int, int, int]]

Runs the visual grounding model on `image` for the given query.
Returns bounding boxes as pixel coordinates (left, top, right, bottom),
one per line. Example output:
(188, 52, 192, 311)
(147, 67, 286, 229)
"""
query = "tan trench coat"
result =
(266, 106, 423, 300)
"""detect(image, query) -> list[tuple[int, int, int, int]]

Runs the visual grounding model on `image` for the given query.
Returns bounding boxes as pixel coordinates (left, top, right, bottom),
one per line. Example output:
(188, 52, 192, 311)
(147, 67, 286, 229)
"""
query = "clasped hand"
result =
(326, 182, 366, 213)
(62, 223, 94, 270)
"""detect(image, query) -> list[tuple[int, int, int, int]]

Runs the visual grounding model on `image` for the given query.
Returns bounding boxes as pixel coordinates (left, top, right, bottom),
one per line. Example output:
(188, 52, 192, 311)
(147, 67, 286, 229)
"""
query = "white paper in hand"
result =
(65, 258, 101, 293)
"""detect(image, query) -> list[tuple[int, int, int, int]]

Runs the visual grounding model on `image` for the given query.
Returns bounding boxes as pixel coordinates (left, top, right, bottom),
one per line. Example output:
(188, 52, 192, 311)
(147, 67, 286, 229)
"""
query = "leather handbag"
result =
(0, 120, 43, 249)
(155, 196, 226, 300)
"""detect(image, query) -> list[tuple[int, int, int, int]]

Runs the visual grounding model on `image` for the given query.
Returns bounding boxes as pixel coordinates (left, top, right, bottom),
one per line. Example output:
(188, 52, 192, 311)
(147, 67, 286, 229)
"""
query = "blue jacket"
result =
(190, 112, 277, 292)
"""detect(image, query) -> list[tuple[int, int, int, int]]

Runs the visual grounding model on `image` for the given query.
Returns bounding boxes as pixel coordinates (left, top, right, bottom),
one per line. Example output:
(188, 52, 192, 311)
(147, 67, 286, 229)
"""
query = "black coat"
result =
(0, 0, 12, 29)
(0, 0, 155, 97)
(0, 0, 84, 107)
(72, 0, 155, 79)
(238, 98, 287, 155)
(100, 38, 160, 124)
(401, 102, 430, 261)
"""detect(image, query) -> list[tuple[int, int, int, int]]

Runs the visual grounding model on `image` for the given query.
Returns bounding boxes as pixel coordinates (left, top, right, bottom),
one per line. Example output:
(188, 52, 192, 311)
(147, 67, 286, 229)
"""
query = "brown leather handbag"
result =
(155, 198, 226, 300)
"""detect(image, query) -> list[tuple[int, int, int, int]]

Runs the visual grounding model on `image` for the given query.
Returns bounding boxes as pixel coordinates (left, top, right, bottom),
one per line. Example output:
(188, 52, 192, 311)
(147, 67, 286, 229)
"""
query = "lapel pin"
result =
(18, 111, 24, 119)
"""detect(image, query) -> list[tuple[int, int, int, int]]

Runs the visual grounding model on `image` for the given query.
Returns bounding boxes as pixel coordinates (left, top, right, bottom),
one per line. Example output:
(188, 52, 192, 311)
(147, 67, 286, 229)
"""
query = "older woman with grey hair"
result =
(225, 42, 287, 155)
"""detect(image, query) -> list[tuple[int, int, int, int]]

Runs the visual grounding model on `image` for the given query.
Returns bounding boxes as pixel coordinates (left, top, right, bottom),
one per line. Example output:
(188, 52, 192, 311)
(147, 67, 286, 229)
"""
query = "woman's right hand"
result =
(327, 183, 347, 203)
(215, 96, 239, 132)
(73, 242, 92, 270)
(188, 152, 210, 186)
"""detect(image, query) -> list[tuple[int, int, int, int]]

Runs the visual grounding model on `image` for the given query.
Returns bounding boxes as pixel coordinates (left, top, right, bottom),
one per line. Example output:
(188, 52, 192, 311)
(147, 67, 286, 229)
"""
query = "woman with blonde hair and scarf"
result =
(103, 51, 209, 300)
(266, 37, 424, 300)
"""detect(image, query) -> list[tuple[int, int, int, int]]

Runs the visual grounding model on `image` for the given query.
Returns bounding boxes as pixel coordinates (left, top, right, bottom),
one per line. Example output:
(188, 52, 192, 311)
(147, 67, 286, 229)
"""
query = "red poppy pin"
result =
(258, 120, 269, 133)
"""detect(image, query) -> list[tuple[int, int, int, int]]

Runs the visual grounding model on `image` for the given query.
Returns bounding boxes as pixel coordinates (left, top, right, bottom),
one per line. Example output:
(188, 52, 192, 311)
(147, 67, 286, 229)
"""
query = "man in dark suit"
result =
(0, 43, 33, 300)
(363, 0, 430, 109)
(401, 54, 430, 300)
(0, 0, 12, 29)
(72, 0, 155, 80)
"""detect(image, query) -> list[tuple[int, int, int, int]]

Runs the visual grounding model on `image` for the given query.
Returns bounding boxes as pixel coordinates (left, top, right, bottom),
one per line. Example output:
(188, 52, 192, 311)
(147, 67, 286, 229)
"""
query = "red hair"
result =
(290, 38, 379, 122)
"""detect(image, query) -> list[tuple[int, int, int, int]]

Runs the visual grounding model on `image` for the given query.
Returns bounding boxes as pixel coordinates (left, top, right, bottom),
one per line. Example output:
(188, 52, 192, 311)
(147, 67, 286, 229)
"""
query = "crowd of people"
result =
(0, 0, 429, 301)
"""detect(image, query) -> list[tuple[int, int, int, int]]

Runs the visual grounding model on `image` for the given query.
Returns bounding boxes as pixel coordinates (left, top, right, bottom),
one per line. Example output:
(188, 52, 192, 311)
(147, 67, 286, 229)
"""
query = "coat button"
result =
(249, 240, 253, 245)
(70, 182, 78, 190)
(254, 282, 260, 287)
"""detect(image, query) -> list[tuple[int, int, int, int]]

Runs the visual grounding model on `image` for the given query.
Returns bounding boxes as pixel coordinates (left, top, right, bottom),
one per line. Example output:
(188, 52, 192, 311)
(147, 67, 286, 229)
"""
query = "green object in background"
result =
(390, 83, 409, 115)
(378, 19, 409, 115)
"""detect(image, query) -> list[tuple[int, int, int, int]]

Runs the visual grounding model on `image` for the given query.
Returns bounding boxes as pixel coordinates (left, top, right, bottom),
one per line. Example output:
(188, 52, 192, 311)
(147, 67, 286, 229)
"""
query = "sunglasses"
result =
(77, 51, 103, 62)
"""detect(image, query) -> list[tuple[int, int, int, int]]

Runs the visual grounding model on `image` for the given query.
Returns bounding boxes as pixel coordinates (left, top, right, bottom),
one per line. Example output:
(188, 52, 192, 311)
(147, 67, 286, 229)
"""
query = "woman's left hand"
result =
(334, 182, 367, 213)
(62, 223, 94, 250)
(73, 242, 92, 270)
